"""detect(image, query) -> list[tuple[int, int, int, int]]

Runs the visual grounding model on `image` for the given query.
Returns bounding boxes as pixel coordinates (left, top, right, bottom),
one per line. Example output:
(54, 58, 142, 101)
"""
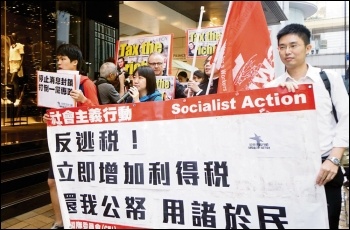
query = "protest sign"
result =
(47, 84, 328, 229)
(117, 34, 173, 76)
(37, 71, 78, 108)
(57, 70, 80, 87)
(186, 26, 222, 58)
(156, 75, 175, 100)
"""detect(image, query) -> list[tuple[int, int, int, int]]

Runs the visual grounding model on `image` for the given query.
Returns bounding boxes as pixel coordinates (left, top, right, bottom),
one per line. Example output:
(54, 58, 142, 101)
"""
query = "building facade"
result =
(270, 1, 349, 77)
(305, 1, 349, 76)
(1, 1, 349, 127)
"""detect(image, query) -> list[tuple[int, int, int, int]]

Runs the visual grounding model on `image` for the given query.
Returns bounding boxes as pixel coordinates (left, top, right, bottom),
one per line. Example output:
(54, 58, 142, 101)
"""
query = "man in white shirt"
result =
(265, 23, 349, 229)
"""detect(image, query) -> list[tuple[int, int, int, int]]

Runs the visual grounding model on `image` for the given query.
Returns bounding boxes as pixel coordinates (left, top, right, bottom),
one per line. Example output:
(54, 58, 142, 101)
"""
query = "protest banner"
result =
(37, 71, 78, 109)
(213, 1, 275, 93)
(156, 75, 175, 100)
(186, 26, 223, 58)
(46, 84, 328, 229)
(117, 34, 173, 76)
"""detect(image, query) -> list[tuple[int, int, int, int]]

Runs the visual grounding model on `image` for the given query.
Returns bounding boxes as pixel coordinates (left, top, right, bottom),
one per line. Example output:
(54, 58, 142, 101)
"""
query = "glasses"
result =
(148, 62, 163, 66)
(278, 44, 302, 52)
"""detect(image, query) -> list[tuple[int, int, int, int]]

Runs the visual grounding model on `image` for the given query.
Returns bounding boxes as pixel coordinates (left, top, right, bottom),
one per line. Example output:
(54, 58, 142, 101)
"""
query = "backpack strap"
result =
(320, 69, 338, 122)
(320, 70, 331, 95)
(79, 84, 84, 97)
(79, 76, 89, 96)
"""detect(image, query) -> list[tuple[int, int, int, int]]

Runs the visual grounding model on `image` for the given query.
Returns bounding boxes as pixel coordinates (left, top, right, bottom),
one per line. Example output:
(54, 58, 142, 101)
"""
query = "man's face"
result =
(148, 54, 164, 76)
(278, 34, 310, 70)
(57, 55, 77, 70)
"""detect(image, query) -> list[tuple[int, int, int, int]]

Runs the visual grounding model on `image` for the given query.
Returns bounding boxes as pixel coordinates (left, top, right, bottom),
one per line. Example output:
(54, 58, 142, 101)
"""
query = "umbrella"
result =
(172, 60, 199, 73)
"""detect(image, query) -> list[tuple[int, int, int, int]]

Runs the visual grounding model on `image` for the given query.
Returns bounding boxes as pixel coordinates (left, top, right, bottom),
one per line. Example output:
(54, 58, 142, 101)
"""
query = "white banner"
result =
(47, 85, 329, 229)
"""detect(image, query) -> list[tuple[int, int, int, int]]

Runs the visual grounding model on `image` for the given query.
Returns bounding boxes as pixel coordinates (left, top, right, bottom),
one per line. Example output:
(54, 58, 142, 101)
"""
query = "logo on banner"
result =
(248, 133, 270, 149)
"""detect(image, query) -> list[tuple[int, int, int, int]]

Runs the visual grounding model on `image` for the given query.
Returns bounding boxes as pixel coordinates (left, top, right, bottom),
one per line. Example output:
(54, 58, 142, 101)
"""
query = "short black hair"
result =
(133, 66, 157, 95)
(277, 23, 311, 45)
(194, 70, 205, 79)
(56, 44, 83, 72)
(177, 71, 188, 78)
(194, 70, 208, 83)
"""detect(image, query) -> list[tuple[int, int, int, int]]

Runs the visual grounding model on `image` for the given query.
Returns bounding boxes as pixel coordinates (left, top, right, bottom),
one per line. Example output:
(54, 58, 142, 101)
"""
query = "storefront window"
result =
(1, 1, 56, 126)
(1, 1, 119, 127)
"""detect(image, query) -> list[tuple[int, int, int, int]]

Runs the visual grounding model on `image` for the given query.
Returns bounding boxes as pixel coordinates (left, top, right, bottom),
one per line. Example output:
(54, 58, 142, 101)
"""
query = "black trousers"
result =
(322, 157, 344, 229)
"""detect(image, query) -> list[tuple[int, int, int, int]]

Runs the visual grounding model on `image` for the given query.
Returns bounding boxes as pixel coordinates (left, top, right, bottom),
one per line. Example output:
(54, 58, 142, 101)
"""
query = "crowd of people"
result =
(43, 23, 348, 229)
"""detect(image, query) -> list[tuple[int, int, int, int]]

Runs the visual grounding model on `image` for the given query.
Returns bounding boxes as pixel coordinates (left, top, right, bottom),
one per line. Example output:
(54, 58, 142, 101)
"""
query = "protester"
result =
(42, 44, 99, 229)
(102, 57, 128, 94)
(193, 69, 206, 83)
(177, 71, 189, 83)
(185, 70, 208, 97)
(264, 23, 349, 229)
(125, 66, 162, 102)
(186, 56, 218, 97)
(148, 52, 186, 98)
(95, 62, 125, 104)
(203, 54, 219, 94)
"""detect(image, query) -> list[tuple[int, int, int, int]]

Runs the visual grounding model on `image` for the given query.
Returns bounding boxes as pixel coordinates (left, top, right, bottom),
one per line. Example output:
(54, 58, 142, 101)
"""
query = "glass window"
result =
(1, 1, 119, 127)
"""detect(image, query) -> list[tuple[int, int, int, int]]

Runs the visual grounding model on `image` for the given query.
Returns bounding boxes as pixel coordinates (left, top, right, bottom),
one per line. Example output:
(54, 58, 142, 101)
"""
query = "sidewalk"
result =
(1, 186, 349, 229)
(1, 204, 54, 229)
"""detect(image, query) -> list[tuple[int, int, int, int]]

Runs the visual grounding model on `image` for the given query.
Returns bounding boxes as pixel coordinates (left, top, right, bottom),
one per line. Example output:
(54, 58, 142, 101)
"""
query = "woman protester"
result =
(124, 66, 162, 103)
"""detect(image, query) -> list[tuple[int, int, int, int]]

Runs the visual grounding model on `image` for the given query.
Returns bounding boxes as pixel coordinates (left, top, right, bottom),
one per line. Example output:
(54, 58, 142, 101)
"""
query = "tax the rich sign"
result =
(116, 34, 173, 76)
(186, 26, 223, 58)
(47, 85, 329, 229)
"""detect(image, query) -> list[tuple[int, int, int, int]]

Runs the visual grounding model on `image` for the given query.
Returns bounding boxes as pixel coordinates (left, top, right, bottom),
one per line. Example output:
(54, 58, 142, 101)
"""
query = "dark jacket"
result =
(196, 77, 219, 96)
(95, 77, 120, 104)
(175, 81, 186, 98)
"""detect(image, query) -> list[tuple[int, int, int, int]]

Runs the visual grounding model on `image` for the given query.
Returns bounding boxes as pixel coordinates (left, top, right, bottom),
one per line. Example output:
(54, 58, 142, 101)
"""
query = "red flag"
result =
(214, 1, 275, 93)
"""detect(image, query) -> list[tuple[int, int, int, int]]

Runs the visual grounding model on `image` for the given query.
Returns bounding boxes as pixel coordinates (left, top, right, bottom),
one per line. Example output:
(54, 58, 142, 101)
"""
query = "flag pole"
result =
(205, 1, 233, 95)
(187, 6, 205, 97)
